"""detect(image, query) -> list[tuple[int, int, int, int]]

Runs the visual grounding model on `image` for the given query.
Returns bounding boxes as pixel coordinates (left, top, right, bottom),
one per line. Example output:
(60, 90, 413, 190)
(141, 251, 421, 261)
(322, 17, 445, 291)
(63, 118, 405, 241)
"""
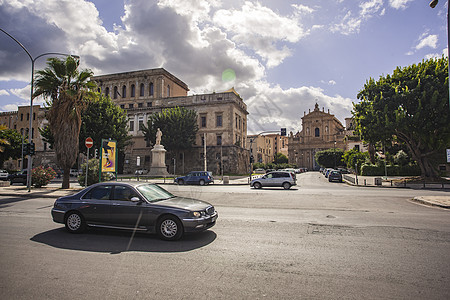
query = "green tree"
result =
(315, 148, 344, 168)
(33, 56, 95, 188)
(343, 149, 369, 171)
(79, 94, 132, 161)
(0, 126, 23, 167)
(40, 93, 133, 173)
(273, 152, 288, 164)
(354, 56, 450, 178)
(141, 107, 198, 157)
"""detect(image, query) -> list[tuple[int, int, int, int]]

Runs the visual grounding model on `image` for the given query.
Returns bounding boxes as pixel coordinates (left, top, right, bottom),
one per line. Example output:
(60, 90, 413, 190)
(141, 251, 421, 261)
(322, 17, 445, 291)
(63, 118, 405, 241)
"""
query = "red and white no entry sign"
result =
(85, 137, 94, 148)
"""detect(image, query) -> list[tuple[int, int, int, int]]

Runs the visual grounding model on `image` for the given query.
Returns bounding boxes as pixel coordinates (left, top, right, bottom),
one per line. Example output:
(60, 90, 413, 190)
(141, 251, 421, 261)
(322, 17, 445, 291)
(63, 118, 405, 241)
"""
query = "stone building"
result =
(92, 68, 250, 175)
(288, 103, 348, 170)
(246, 134, 288, 165)
(0, 105, 55, 170)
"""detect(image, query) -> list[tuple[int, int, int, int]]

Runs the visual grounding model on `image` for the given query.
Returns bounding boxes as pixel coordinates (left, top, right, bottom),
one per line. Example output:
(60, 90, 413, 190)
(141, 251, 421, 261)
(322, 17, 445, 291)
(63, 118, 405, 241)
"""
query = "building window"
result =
(149, 82, 154, 96)
(138, 103, 143, 108)
(167, 85, 170, 97)
(216, 114, 222, 127)
(120, 104, 125, 109)
(20, 113, 23, 121)
(27, 113, 29, 121)
(200, 114, 207, 128)
(128, 104, 134, 109)
(315, 128, 320, 137)
(33, 113, 35, 121)
(131, 84, 135, 97)
(114, 86, 118, 99)
(129, 120, 134, 131)
(235, 115, 238, 128)
(138, 117, 144, 131)
(105, 87, 110, 97)
(147, 102, 152, 107)
(145, 155, 150, 163)
(140, 83, 144, 97)
(217, 135, 222, 146)
(201, 136, 205, 146)
(122, 85, 127, 98)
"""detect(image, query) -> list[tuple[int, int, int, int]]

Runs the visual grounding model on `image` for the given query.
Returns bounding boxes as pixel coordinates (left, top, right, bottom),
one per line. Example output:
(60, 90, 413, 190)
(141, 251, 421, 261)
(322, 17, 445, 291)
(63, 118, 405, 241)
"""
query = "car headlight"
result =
(193, 211, 201, 218)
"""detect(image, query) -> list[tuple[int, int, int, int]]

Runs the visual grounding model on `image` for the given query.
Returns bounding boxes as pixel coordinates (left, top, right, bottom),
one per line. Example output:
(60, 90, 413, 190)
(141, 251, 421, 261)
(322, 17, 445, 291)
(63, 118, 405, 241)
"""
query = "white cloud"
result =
(415, 34, 438, 50)
(292, 4, 315, 15)
(388, 0, 414, 10)
(332, 0, 385, 35)
(0, 90, 10, 96)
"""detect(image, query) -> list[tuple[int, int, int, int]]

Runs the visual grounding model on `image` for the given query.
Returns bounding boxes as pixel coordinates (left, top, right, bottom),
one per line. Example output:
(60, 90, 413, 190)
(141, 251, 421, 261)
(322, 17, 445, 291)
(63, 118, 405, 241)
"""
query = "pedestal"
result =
(148, 145, 169, 176)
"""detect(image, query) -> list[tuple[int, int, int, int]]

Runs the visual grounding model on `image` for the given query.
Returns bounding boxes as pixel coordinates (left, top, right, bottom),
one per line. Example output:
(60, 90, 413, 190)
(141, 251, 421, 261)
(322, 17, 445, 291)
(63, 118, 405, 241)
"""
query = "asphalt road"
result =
(0, 172, 449, 299)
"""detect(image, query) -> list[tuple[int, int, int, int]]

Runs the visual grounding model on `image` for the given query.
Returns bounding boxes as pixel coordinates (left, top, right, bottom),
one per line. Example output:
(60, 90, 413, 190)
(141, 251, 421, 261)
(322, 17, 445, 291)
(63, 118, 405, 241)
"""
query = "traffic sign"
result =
(85, 137, 94, 148)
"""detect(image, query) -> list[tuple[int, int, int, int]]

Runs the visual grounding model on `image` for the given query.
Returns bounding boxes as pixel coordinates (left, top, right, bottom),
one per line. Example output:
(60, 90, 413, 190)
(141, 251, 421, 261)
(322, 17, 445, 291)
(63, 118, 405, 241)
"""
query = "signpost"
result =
(85, 137, 93, 187)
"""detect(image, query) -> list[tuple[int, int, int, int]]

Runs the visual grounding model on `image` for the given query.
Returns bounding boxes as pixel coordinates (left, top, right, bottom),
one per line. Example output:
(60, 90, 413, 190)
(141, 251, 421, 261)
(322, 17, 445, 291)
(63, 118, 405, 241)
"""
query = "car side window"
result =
(83, 186, 113, 200)
(113, 186, 138, 201)
(266, 174, 273, 179)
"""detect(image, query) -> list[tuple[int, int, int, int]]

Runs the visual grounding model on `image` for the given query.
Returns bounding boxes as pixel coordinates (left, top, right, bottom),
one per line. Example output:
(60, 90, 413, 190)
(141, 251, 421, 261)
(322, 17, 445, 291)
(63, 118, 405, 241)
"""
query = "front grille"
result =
(206, 206, 215, 215)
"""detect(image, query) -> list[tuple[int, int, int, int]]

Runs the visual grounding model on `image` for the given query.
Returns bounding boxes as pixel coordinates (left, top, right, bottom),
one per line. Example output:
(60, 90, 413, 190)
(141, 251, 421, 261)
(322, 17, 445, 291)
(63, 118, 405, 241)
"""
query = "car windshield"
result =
(136, 184, 175, 202)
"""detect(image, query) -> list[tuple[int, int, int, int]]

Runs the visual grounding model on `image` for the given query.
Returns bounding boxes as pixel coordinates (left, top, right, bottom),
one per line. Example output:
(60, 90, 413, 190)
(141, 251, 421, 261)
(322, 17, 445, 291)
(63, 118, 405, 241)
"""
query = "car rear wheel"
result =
(253, 182, 262, 189)
(199, 179, 205, 186)
(157, 215, 183, 241)
(282, 182, 291, 190)
(65, 211, 86, 233)
(178, 179, 184, 185)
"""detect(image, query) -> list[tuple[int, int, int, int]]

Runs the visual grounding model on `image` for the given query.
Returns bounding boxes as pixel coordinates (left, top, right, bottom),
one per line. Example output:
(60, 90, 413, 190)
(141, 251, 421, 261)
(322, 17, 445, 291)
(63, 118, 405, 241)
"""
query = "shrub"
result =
(78, 159, 115, 187)
(32, 166, 56, 188)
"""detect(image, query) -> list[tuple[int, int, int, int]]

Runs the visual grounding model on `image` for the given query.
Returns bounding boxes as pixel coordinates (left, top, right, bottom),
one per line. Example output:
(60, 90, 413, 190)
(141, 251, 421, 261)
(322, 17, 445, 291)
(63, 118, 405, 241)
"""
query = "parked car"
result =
(51, 182, 218, 241)
(70, 169, 81, 177)
(0, 169, 9, 181)
(254, 168, 266, 174)
(250, 171, 296, 190)
(7, 170, 27, 185)
(135, 169, 148, 175)
(328, 170, 343, 182)
(175, 171, 214, 185)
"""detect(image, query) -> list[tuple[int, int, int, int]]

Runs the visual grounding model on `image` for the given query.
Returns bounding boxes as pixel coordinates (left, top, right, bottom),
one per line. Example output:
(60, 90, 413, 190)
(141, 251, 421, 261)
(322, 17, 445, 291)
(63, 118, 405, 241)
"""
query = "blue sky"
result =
(0, 0, 447, 134)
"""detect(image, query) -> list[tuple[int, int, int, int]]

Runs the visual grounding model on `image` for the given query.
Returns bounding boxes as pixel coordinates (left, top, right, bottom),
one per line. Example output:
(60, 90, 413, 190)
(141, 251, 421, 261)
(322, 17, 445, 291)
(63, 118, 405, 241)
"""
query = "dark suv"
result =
(250, 171, 296, 190)
(175, 171, 214, 185)
(8, 170, 27, 185)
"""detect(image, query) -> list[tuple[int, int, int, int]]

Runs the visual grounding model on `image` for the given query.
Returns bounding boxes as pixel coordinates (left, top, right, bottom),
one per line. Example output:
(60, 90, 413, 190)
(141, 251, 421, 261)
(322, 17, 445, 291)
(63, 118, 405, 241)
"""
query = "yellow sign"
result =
(101, 140, 116, 172)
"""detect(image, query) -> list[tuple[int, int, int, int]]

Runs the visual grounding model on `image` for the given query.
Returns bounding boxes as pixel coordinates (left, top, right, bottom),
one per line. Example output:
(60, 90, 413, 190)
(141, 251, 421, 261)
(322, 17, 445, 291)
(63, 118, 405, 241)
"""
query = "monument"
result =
(148, 128, 170, 176)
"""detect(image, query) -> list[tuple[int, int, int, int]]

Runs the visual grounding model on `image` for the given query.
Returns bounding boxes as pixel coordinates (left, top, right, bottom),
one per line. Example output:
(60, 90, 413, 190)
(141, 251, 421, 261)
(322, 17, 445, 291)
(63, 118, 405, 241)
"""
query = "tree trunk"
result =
(62, 167, 70, 189)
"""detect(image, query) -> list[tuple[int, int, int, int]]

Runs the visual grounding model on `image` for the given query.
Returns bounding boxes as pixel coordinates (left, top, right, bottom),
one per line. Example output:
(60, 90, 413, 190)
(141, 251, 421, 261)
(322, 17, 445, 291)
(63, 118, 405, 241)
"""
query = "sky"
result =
(0, 0, 447, 134)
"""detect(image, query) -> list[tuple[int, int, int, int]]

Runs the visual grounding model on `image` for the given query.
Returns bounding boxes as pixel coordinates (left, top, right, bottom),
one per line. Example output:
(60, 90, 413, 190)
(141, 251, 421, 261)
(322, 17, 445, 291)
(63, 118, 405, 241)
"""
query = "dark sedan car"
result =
(51, 182, 218, 241)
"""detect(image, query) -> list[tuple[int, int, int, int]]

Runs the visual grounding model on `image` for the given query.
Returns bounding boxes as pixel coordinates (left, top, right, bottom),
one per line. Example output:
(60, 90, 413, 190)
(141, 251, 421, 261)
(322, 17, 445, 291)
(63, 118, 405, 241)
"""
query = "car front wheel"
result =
(253, 182, 262, 189)
(65, 211, 86, 233)
(157, 215, 183, 241)
(282, 182, 291, 190)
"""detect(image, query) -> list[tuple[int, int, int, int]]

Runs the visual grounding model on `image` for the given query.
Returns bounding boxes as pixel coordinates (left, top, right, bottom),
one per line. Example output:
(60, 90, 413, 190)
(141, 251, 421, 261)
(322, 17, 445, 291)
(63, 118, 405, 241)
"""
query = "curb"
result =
(412, 197, 450, 209)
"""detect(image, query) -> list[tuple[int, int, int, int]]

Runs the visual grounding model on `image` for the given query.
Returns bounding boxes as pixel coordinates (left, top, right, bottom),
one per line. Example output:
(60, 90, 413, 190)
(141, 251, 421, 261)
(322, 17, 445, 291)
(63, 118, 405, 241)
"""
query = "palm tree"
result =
(34, 56, 95, 189)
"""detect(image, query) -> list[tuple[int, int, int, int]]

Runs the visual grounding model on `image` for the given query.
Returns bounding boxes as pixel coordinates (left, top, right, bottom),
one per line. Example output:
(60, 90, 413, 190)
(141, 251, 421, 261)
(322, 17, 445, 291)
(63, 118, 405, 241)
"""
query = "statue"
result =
(156, 128, 162, 145)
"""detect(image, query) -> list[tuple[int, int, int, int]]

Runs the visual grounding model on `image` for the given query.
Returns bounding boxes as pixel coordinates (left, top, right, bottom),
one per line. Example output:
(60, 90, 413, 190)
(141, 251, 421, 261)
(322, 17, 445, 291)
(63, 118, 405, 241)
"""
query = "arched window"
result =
(167, 85, 170, 97)
(113, 86, 118, 99)
(315, 128, 320, 137)
(131, 84, 135, 97)
(105, 87, 110, 97)
(122, 85, 127, 98)
(140, 83, 144, 97)
(149, 82, 154, 96)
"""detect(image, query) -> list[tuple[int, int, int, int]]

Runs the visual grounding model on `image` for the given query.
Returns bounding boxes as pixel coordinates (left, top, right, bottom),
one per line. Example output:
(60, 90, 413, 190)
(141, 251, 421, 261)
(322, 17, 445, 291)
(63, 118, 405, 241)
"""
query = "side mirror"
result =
(130, 197, 141, 202)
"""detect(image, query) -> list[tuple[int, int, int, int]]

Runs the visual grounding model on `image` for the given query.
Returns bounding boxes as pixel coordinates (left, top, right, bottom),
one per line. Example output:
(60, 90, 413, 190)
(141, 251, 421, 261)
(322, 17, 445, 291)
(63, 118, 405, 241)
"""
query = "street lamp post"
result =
(0, 28, 79, 191)
(429, 0, 450, 109)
